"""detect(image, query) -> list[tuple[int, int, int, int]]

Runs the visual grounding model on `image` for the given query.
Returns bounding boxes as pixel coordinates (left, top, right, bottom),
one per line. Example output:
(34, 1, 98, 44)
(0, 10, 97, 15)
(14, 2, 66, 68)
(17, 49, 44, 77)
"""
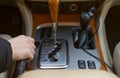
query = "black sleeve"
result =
(0, 38, 12, 73)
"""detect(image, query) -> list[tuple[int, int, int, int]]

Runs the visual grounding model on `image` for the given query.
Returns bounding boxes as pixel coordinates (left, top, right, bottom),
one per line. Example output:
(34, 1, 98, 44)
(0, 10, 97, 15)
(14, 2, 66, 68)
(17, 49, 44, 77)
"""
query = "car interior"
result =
(0, 0, 120, 78)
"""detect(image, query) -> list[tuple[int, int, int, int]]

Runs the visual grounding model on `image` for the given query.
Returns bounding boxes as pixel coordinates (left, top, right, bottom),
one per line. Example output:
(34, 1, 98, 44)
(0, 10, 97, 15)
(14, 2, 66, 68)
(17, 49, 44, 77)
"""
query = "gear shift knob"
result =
(48, 0, 59, 45)
(73, 12, 91, 48)
(80, 12, 91, 30)
(48, 0, 59, 23)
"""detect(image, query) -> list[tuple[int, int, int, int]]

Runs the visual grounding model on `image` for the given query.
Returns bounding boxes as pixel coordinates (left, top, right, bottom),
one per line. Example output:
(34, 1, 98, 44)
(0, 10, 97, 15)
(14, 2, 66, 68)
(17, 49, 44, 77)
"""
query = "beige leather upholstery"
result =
(0, 34, 12, 40)
(15, 0, 33, 36)
(113, 42, 120, 77)
(18, 70, 118, 78)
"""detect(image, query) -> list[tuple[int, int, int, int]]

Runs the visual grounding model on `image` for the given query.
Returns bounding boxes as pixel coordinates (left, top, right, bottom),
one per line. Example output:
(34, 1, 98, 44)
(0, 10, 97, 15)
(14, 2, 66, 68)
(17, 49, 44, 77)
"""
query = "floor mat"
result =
(105, 6, 120, 57)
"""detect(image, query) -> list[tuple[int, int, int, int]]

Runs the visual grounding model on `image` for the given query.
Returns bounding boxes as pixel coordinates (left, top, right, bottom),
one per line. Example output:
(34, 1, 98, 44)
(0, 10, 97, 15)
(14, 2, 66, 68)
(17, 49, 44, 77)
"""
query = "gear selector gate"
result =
(38, 39, 68, 69)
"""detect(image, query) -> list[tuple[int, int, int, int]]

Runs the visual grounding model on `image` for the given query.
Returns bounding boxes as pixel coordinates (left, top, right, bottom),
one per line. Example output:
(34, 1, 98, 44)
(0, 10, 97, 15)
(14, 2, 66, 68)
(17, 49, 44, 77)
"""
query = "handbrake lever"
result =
(48, 0, 59, 46)
(13, 60, 26, 78)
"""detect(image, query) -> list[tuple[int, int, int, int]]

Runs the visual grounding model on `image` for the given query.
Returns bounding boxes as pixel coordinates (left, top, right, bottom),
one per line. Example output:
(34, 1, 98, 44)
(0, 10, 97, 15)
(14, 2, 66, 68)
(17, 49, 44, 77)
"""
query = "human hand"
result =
(8, 35, 35, 61)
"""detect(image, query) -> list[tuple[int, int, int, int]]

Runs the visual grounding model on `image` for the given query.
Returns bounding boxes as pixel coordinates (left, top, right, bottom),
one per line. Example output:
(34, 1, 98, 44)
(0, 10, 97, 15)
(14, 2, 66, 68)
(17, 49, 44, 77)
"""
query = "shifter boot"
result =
(78, 30, 89, 49)
(72, 28, 95, 49)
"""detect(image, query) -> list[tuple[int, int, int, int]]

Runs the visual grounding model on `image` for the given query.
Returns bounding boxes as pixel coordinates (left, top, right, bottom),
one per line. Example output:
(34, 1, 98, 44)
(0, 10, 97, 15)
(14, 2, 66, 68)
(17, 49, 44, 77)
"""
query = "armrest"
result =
(113, 42, 120, 77)
(18, 70, 118, 78)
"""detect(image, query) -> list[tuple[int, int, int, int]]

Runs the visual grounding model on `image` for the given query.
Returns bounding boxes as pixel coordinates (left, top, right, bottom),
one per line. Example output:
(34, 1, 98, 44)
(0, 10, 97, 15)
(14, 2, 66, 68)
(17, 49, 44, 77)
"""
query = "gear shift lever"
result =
(48, 0, 59, 46)
(80, 12, 91, 30)
(78, 12, 91, 48)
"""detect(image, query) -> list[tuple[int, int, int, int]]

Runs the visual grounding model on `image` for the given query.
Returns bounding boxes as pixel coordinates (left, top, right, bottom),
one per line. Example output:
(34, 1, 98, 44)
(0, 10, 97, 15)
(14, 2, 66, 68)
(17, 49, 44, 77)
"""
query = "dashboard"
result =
(25, 0, 103, 2)
(12, 0, 120, 77)
(22, 0, 107, 70)
(25, 0, 105, 14)
(13, 0, 118, 77)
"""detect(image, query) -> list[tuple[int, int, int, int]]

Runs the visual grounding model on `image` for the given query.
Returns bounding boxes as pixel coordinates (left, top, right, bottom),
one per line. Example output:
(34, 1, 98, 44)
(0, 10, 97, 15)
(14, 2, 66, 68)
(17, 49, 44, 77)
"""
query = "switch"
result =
(87, 60, 96, 69)
(78, 60, 86, 69)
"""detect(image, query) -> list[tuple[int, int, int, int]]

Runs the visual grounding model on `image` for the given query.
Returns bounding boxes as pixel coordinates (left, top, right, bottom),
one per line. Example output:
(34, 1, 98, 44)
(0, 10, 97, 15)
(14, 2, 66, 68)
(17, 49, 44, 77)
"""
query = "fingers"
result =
(23, 36, 35, 61)
(26, 37, 36, 49)
(26, 51, 34, 62)
(23, 45, 35, 62)
(9, 35, 36, 61)
(27, 36, 35, 42)
(23, 43, 35, 55)
(18, 35, 35, 55)
(24, 37, 35, 55)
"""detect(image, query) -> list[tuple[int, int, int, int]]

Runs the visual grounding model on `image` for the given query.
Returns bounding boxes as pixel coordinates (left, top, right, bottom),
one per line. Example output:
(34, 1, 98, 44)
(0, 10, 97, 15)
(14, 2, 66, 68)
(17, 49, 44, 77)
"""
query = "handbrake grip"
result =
(13, 60, 26, 78)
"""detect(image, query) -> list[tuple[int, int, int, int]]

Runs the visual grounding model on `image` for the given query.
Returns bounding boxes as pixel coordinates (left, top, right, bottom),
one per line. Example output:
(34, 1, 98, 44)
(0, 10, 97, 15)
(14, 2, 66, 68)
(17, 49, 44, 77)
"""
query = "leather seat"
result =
(113, 42, 120, 77)
(0, 34, 12, 40)
(18, 70, 118, 78)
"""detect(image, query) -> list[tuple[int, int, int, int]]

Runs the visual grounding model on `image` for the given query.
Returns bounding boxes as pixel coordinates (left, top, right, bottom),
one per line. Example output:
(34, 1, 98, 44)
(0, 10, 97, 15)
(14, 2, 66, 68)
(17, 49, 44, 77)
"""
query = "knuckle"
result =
(20, 35, 26, 38)
(26, 47, 31, 53)
(25, 38, 29, 42)
(29, 53, 34, 60)
(25, 43, 31, 48)
(31, 55, 34, 60)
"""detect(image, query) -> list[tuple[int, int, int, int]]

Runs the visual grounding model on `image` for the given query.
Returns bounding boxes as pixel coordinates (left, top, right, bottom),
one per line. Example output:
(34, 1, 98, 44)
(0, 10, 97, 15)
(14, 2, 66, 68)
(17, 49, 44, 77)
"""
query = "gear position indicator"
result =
(38, 39, 68, 69)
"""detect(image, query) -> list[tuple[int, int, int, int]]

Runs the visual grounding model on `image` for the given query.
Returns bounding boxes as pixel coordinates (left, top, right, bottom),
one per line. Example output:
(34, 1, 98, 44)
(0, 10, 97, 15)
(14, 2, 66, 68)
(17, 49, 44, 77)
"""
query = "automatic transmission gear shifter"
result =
(80, 12, 91, 30)
(73, 12, 94, 49)
(37, 0, 68, 69)
(79, 12, 91, 48)
(48, 0, 59, 45)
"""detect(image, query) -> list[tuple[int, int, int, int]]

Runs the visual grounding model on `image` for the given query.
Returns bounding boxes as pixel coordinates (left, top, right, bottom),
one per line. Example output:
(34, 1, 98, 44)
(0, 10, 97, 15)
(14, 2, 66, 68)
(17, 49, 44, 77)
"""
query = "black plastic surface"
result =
(25, 0, 105, 14)
(78, 60, 86, 69)
(87, 60, 96, 69)
(72, 28, 95, 49)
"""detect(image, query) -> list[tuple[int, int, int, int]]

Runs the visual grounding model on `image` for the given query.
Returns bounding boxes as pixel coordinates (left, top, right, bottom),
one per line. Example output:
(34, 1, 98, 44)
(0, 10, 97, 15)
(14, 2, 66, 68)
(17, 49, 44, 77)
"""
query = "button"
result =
(78, 60, 86, 69)
(87, 60, 96, 69)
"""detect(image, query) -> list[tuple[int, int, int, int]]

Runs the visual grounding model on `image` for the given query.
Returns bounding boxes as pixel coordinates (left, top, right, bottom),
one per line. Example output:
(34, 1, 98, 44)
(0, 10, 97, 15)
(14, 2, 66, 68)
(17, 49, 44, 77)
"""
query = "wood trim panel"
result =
(29, 13, 107, 71)
(32, 14, 80, 35)
(90, 17, 107, 70)
(48, 0, 59, 23)
(32, 14, 51, 35)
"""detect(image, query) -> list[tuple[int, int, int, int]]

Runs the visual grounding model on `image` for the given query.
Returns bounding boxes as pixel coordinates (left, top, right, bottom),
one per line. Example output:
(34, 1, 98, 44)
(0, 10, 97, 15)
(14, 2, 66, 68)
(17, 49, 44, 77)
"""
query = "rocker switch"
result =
(87, 60, 96, 69)
(78, 60, 86, 69)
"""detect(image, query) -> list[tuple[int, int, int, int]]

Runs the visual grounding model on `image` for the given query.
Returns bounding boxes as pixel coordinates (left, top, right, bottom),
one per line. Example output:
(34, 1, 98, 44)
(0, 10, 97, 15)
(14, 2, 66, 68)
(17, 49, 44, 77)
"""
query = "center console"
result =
(28, 25, 101, 69)
(13, 0, 111, 78)
(25, 0, 106, 70)
(22, 0, 107, 69)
